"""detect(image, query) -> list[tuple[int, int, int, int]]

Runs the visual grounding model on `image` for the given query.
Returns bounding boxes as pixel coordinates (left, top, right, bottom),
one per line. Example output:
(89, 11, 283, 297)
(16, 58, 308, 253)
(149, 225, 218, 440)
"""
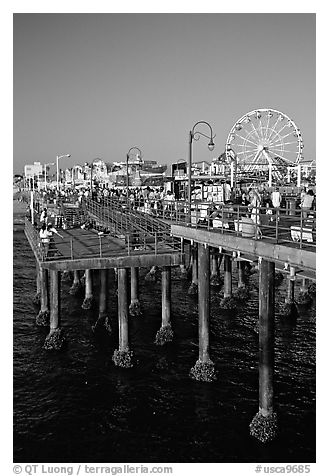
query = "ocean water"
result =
(13, 224, 316, 463)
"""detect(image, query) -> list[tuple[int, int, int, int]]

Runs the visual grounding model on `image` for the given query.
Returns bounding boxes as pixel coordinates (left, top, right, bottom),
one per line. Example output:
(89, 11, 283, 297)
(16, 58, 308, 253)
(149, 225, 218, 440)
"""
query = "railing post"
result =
(127, 234, 130, 256)
(299, 210, 303, 249)
(99, 235, 102, 258)
(275, 212, 279, 243)
(70, 239, 74, 260)
(155, 232, 158, 255)
(236, 205, 240, 236)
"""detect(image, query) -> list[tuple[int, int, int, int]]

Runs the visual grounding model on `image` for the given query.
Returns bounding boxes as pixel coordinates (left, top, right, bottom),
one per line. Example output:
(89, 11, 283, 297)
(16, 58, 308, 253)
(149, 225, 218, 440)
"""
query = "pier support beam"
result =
(190, 243, 216, 382)
(188, 244, 198, 295)
(250, 259, 278, 443)
(44, 270, 64, 350)
(129, 267, 142, 317)
(36, 268, 49, 326)
(81, 269, 94, 309)
(155, 266, 173, 345)
(112, 268, 133, 368)
(69, 270, 82, 296)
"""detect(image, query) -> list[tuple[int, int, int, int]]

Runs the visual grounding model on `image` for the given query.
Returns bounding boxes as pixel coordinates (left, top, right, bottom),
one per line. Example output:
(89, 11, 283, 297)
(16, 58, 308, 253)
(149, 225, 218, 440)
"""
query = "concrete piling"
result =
(188, 244, 198, 295)
(210, 247, 221, 286)
(69, 270, 82, 295)
(155, 266, 173, 345)
(296, 277, 312, 305)
(286, 266, 296, 303)
(190, 243, 216, 382)
(238, 260, 246, 288)
(36, 267, 49, 326)
(112, 268, 133, 368)
(250, 259, 278, 442)
(61, 270, 72, 284)
(81, 269, 94, 310)
(145, 265, 158, 282)
(129, 267, 142, 317)
(33, 262, 41, 306)
(234, 260, 250, 301)
(44, 270, 65, 350)
(281, 266, 298, 317)
(220, 254, 237, 309)
(224, 255, 232, 298)
(92, 269, 112, 334)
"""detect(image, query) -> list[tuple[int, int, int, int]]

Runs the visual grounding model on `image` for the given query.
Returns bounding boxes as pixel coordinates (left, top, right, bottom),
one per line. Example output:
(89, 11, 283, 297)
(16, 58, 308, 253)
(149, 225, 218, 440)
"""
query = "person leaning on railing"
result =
(39, 223, 63, 257)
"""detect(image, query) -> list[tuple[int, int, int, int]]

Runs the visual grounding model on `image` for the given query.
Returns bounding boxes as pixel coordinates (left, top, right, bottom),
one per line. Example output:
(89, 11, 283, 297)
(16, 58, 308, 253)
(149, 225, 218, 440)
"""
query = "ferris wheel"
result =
(225, 108, 304, 181)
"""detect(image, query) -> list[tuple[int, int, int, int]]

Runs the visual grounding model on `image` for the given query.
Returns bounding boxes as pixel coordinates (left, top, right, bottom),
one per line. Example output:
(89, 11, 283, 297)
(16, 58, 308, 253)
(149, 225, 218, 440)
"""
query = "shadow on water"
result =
(13, 229, 315, 463)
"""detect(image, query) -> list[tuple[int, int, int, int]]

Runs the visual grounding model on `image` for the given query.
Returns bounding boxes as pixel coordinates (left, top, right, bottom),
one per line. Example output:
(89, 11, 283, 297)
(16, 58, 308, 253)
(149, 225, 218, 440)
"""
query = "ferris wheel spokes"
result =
(234, 133, 259, 147)
(226, 108, 303, 182)
(270, 130, 296, 146)
(265, 115, 281, 142)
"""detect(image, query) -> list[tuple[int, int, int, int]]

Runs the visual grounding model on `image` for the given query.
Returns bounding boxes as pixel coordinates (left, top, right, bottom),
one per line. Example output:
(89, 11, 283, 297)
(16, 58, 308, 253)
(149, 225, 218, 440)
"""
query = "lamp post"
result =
(44, 162, 55, 190)
(188, 121, 215, 222)
(56, 154, 71, 191)
(126, 147, 142, 201)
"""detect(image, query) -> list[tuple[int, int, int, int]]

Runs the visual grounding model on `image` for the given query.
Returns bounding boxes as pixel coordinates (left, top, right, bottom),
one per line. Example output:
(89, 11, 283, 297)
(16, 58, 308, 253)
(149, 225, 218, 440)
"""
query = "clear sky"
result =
(13, 13, 315, 174)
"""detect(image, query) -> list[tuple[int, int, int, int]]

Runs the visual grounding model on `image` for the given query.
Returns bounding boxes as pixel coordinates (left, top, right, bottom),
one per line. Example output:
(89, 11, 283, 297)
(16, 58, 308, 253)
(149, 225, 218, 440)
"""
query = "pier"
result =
(24, 196, 316, 443)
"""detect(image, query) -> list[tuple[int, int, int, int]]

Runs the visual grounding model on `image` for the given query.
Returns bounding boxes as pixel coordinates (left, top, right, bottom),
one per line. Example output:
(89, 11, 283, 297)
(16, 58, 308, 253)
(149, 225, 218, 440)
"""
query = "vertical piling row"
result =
(190, 243, 216, 382)
(250, 259, 277, 442)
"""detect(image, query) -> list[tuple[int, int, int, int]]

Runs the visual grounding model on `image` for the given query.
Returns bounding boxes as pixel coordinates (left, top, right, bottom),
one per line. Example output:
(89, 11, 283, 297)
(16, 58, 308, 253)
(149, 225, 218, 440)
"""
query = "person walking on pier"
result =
(40, 207, 48, 225)
(271, 187, 282, 222)
(249, 189, 261, 225)
(300, 189, 315, 219)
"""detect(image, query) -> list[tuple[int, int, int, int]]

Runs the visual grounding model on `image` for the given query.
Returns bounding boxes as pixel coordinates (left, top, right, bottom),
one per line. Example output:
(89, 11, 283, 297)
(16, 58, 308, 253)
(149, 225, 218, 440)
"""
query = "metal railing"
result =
(24, 198, 182, 262)
(158, 200, 316, 251)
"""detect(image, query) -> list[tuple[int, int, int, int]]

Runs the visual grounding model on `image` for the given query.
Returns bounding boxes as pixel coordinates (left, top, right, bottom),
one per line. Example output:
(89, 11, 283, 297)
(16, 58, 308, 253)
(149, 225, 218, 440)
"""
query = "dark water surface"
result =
(13, 226, 316, 463)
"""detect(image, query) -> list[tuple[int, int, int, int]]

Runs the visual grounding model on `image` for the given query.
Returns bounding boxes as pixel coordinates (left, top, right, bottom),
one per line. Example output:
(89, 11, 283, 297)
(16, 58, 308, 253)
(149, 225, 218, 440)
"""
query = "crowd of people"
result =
(18, 180, 316, 246)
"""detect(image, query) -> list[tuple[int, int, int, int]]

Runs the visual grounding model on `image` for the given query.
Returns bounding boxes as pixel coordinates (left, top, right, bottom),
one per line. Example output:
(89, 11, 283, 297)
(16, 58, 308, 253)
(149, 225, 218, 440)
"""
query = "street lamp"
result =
(126, 147, 142, 200)
(188, 121, 215, 222)
(44, 162, 55, 190)
(56, 154, 71, 191)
